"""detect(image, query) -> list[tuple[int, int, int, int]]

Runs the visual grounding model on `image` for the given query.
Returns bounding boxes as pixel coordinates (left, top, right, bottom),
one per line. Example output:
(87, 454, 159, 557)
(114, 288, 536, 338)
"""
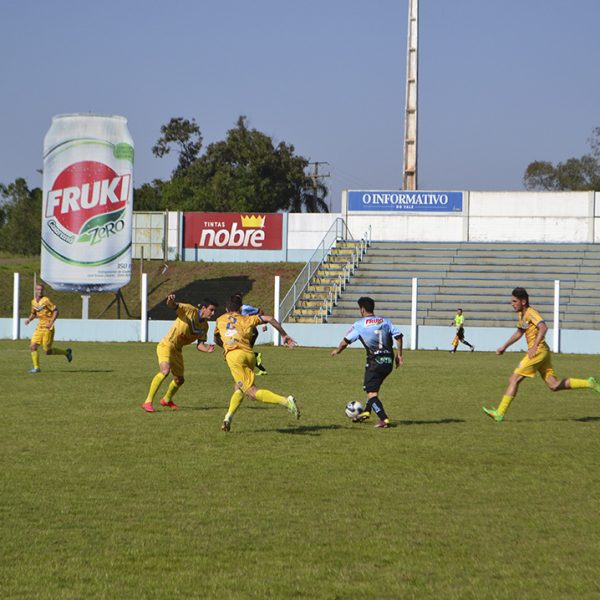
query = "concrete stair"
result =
(322, 242, 600, 329)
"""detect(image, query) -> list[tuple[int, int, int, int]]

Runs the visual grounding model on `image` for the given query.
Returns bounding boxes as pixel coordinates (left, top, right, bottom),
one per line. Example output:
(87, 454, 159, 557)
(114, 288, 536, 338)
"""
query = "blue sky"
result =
(2, 0, 599, 212)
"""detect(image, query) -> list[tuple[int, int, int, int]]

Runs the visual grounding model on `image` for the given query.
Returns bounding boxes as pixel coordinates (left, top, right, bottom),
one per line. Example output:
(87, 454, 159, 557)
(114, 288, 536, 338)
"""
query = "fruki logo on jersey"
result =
(45, 161, 130, 246)
(365, 317, 384, 326)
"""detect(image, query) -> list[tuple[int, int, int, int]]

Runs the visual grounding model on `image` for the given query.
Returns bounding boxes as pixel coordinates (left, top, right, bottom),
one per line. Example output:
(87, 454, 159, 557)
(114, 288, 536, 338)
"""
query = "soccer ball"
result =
(345, 400, 364, 419)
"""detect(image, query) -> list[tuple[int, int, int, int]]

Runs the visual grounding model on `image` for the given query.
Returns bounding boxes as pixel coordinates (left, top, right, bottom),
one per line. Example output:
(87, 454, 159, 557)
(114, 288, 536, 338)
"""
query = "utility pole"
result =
(308, 161, 331, 210)
(403, 0, 419, 190)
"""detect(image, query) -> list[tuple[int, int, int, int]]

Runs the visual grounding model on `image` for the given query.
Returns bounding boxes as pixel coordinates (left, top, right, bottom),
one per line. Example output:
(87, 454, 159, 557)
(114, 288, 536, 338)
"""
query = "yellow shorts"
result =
(514, 348, 555, 380)
(225, 349, 256, 392)
(157, 342, 184, 377)
(31, 327, 54, 350)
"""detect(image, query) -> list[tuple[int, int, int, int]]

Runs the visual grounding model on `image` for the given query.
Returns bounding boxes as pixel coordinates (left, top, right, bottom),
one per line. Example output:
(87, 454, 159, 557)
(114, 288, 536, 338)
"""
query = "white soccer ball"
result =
(345, 400, 364, 419)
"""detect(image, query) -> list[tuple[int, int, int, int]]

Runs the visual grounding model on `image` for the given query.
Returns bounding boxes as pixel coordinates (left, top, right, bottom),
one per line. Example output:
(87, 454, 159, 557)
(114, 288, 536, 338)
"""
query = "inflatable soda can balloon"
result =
(41, 113, 134, 292)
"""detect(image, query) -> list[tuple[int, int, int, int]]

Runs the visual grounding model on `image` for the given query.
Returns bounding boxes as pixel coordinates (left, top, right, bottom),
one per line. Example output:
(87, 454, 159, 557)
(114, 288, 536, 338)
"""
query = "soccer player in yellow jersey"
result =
(483, 287, 600, 421)
(449, 308, 474, 352)
(24, 283, 72, 373)
(214, 294, 299, 432)
(141, 294, 217, 413)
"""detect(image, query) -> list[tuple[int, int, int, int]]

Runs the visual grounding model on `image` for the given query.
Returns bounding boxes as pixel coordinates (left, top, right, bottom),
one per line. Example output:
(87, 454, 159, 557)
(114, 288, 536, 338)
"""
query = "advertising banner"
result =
(41, 113, 134, 292)
(183, 212, 283, 250)
(348, 190, 463, 212)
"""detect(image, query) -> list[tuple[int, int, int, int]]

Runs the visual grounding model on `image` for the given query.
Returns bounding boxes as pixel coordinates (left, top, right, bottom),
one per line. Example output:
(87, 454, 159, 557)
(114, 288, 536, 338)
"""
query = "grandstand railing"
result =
(316, 235, 370, 323)
(279, 218, 353, 322)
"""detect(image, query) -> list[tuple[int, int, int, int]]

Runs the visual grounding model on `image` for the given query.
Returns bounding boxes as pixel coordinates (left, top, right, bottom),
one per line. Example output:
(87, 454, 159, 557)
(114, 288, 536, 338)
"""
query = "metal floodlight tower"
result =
(403, 0, 419, 190)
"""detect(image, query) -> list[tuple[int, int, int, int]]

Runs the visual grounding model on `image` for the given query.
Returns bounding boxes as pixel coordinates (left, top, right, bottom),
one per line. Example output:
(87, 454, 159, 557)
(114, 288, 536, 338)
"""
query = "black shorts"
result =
(250, 327, 259, 348)
(456, 327, 465, 341)
(363, 356, 394, 393)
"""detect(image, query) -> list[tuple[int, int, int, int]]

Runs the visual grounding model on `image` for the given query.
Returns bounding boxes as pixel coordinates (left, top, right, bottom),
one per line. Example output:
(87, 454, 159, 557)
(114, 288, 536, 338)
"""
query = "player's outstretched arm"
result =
(197, 342, 215, 353)
(497, 329, 524, 355)
(165, 294, 177, 310)
(47, 308, 59, 329)
(331, 338, 349, 357)
(394, 333, 404, 368)
(261, 315, 297, 347)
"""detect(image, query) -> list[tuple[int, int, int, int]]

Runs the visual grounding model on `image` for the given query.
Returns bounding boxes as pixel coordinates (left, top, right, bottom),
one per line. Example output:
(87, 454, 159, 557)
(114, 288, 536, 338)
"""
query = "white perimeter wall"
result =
(285, 191, 600, 247)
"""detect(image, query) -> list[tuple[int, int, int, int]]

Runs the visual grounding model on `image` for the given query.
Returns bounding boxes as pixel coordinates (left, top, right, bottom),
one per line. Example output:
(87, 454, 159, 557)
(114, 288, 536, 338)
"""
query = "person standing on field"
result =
(483, 287, 600, 422)
(449, 308, 475, 353)
(331, 296, 404, 428)
(25, 283, 72, 373)
(141, 294, 217, 413)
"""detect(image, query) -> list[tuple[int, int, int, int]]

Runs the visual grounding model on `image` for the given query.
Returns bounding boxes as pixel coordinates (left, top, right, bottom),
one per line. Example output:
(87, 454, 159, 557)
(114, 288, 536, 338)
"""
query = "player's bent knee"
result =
(174, 376, 184, 386)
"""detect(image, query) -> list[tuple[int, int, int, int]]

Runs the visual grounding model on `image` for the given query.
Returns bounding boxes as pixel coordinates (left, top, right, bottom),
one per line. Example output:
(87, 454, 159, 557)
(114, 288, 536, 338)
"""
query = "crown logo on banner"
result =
(240, 214, 265, 228)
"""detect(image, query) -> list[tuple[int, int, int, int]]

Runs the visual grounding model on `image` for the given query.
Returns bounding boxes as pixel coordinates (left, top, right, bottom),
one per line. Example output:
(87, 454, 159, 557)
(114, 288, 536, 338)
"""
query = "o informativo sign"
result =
(183, 212, 283, 250)
(348, 190, 463, 212)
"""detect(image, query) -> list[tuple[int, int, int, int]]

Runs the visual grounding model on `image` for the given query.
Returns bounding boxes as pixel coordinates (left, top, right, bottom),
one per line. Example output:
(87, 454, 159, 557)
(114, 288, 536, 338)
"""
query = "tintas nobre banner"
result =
(348, 191, 463, 212)
(183, 212, 283, 249)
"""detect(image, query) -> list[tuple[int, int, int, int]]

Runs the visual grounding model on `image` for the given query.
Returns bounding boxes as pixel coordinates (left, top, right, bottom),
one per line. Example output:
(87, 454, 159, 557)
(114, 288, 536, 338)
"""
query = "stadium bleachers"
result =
(290, 242, 600, 329)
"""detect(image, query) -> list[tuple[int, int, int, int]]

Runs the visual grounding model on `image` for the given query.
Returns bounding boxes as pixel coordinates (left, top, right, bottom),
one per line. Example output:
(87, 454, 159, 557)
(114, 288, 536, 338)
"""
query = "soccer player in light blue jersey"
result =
(331, 296, 404, 428)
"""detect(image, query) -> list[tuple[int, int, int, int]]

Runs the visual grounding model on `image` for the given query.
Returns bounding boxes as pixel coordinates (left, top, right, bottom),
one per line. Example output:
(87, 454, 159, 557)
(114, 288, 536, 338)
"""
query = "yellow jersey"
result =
(454, 314, 464, 328)
(214, 312, 263, 354)
(31, 296, 56, 330)
(161, 303, 209, 351)
(517, 306, 549, 353)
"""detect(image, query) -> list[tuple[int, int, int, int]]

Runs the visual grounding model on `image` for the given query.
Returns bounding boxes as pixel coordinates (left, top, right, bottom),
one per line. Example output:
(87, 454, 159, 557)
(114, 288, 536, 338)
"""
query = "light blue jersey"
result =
(241, 304, 261, 316)
(345, 315, 402, 357)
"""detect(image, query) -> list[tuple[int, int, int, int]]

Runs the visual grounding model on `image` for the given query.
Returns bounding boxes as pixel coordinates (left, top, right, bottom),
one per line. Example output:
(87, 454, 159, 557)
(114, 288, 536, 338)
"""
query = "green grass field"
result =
(1, 341, 599, 598)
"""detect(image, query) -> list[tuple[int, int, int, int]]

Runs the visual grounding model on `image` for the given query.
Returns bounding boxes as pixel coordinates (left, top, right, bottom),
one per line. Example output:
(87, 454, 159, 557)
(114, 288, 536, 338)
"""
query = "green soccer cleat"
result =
(255, 369, 268, 376)
(482, 406, 504, 422)
(588, 377, 600, 394)
(286, 395, 300, 420)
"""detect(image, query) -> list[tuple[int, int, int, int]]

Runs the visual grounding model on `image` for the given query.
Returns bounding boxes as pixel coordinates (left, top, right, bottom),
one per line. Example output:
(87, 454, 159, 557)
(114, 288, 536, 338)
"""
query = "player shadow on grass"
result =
(398, 418, 465, 426)
(64, 369, 114, 373)
(572, 416, 600, 423)
(271, 424, 343, 435)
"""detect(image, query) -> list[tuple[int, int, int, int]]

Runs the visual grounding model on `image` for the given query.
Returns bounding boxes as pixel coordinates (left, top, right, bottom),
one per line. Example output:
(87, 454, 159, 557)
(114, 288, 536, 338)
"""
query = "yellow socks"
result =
(225, 389, 244, 421)
(498, 395, 514, 416)
(255, 389, 287, 406)
(145, 372, 166, 404)
(568, 378, 593, 389)
(163, 380, 181, 401)
(31, 351, 39, 369)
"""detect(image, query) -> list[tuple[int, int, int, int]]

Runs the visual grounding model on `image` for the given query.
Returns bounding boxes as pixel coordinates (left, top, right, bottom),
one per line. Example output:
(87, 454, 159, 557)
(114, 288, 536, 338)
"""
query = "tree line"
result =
(1, 122, 599, 254)
(0, 115, 329, 254)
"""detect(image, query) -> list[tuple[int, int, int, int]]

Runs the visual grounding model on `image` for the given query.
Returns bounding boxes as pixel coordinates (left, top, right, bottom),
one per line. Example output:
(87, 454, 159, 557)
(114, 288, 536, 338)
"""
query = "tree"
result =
(523, 128, 600, 191)
(0, 178, 42, 254)
(159, 116, 329, 213)
(152, 117, 203, 175)
(134, 180, 165, 211)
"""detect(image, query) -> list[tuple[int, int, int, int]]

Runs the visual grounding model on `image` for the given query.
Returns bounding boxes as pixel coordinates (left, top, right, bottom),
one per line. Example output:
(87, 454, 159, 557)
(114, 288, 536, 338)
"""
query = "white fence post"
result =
(553, 279, 560, 353)
(81, 295, 90, 319)
(274, 275, 281, 347)
(411, 277, 418, 351)
(12, 272, 20, 340)
(140, 273, 148, 343)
